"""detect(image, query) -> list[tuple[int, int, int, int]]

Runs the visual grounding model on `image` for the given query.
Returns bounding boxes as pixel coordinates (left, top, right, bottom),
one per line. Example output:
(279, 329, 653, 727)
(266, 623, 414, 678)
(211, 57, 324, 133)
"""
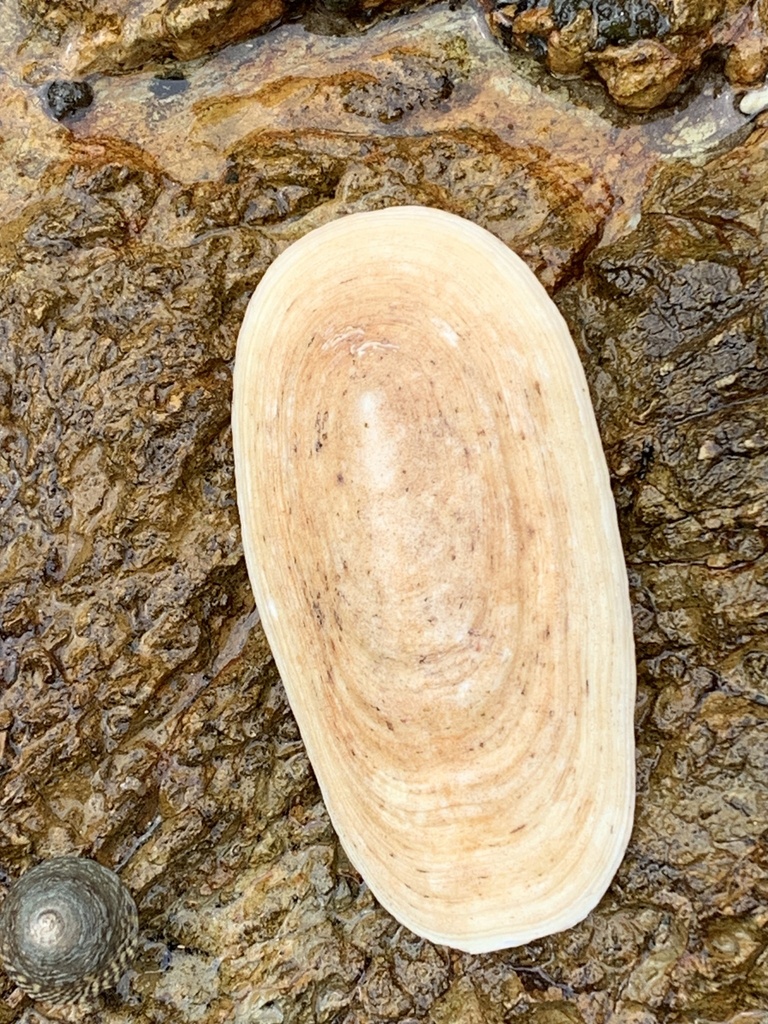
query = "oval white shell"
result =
(232, 206, 635, 953)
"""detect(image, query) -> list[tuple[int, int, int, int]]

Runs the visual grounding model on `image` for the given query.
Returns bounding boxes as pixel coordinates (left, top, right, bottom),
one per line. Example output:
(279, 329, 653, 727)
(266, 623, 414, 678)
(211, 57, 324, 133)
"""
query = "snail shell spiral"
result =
(0, 856, 138, 1004)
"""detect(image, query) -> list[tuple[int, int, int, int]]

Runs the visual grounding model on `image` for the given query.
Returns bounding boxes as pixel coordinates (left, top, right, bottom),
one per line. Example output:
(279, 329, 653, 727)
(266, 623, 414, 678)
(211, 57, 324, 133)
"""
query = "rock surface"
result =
(0, 0, 767, 1021)
(16, 0, 431, 78)
(486, 0, 768, 110)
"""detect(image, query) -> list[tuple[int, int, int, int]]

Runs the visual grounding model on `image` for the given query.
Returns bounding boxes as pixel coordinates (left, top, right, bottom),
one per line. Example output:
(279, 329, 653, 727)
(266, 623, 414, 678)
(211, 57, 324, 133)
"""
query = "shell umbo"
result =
(0, 856, 138, 1004)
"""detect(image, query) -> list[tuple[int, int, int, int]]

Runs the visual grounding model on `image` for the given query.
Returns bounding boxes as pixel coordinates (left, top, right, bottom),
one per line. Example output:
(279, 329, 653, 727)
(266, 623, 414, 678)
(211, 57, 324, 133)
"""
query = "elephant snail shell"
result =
(0, 856, 139, 1004)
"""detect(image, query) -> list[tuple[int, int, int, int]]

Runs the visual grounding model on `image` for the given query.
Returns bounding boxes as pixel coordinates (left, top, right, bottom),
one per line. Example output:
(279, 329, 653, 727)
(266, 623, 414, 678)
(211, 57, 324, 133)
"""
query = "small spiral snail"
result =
(0, 856, 138, 1004)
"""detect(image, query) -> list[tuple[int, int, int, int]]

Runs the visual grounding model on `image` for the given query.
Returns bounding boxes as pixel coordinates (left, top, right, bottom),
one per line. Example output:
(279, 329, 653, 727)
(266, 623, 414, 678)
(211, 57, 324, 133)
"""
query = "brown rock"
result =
(17, 0, 432, 78)
(725, 7, 768, 86)
(669, 0, 726, 33)
(163, 0, 289, 62)
(589, 38, 688, 110)
(483, 0, 760, 110)
(1, 0, 768, 1017)
(512, 5, 555, 41)
(547, 9, 593, 77)
(17, 0, 294, 76)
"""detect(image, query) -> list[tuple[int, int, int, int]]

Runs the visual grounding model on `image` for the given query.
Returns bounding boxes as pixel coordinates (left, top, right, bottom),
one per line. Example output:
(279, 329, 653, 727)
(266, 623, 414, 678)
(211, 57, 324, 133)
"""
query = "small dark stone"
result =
(45, 80, 94, 121)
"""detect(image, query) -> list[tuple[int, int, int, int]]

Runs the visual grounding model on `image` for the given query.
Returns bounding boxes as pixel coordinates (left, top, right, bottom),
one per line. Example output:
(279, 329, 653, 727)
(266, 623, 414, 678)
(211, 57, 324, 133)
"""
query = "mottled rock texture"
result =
(0, 0, 767, 1021)
(487, 0, 768, 109)
(16, 0, 436, 78)
(10, 0, 768, 109)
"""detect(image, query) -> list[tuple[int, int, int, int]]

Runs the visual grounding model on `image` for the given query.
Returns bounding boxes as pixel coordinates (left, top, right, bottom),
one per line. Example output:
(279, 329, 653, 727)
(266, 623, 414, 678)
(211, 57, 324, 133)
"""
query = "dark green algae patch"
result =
(0, 3, 768, 1020)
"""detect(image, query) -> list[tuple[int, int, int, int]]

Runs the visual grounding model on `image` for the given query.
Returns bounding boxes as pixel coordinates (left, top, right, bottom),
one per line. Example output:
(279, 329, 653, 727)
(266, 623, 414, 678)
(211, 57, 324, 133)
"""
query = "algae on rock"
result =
(0, 0, 767, 1020)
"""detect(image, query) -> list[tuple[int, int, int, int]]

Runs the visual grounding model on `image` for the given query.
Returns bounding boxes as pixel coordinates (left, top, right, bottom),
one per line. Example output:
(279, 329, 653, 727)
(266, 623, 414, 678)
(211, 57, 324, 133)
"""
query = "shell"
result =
(232, 206, 636, 953)
(0, 856, 139, 1004)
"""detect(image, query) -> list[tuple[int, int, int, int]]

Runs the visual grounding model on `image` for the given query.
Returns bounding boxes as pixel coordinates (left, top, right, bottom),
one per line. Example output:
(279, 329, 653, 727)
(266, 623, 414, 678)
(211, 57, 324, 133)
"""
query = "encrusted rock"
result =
(1, 0, 767, 1019)
(547, 9, 593, 76)
(724, 5, 768, 87)
(589, 38, 688, 110)
(485, 0, 759, 110)
(17, 0, 434, 78)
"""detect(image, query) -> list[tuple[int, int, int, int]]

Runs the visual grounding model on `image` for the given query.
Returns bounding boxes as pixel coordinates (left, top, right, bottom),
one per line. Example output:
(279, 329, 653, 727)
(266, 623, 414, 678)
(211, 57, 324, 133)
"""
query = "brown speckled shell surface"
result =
(232, 206, 636, 953)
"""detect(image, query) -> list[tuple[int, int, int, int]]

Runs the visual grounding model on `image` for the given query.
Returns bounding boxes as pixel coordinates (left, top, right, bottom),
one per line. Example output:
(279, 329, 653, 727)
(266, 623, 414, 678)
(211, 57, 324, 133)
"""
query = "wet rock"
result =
(41, 0, 293, 75)
(340, 57, 454, 122)
(547, 8, 592, 76)
(487, 0, 756, 110)
(725, 3, 768, 88)
(669, 0, 725, 34)
(590, 0, 669, 50)
(45, 78, 94, 120)
(149, 68, 190, 100)
(16, 0, 435, 78)
(508, 5, 555, 57)
(589, 37, 687, 109)
(527, 1004, 586, 1024)
(554, 126, 768, 1019)
(46, 8, 626, 288)
(1, 0, 768, 1021)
